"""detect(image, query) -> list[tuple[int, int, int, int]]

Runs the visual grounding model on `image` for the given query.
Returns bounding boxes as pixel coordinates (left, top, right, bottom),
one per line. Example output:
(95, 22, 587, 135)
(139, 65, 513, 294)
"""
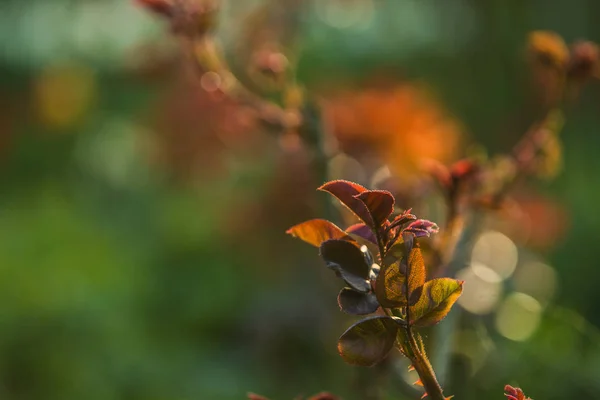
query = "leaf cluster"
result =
(287, 180, 463, 368)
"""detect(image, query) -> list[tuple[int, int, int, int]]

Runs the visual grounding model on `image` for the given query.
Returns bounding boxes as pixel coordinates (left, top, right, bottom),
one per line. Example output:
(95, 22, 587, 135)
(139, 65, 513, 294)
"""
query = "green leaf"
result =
(354, 190, 395, 229)
(286, 219, 348, 247)
(338, 288, 380, 315)
(375, 260, 406, 308)
(337, 316, 398, 366)
(375, 247, 425, 307)
(409, 278, 464, 327)
(406, 246, 426, 305)
(320, 240, 370, 293)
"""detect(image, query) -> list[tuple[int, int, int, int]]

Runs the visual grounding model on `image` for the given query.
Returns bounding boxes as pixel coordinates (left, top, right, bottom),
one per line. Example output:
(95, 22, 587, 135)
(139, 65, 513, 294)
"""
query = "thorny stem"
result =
(407, 330, 446, 400)
(381, 237, 446, 400)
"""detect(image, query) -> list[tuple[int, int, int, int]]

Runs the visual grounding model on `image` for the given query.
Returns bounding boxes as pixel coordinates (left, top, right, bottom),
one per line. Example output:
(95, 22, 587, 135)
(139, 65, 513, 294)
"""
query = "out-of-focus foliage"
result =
(1, 0, 600, 399)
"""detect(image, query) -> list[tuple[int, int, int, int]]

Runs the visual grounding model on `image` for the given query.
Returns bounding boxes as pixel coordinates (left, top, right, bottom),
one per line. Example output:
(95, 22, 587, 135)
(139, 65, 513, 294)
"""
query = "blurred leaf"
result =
(286, 219, 348, 247)
(318, 180, 371, 225)
(320, 240, 370, 293)
(355, 190, 395, 228)
(337, 288, 380, 315)
(337, 316, 398, 366)
(409, 278, 463, 327)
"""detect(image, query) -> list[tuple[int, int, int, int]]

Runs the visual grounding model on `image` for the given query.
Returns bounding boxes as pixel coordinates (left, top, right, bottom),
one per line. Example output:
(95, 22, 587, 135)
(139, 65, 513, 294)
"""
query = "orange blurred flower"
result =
(324, 81, 464, 180)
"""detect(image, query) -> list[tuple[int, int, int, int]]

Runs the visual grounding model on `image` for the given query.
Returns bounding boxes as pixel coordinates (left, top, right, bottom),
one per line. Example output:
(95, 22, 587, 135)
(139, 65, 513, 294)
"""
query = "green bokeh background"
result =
(1, 1, 599, 399)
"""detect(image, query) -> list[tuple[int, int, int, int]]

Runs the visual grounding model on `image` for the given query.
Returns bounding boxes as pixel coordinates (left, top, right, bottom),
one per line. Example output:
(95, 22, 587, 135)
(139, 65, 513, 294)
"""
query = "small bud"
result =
(568, 40, 600, 81)
(403, 219, 440, 238)
(251, 49, 290, 87)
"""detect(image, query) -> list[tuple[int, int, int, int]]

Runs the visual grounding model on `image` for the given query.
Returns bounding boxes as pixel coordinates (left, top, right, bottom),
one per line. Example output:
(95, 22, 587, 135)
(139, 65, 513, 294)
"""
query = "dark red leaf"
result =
(354, 190, 395, 228)
(346, 223, 378, 245)
(320, 240, 370, 293)
(338, 288, 380, 315)
(388, 209, 417, 231)
(318, 180, 372, 225)
(337, 316, 398, 366)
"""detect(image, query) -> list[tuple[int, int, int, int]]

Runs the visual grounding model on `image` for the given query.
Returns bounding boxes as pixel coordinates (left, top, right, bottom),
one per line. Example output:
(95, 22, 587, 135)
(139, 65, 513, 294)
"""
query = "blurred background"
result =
(1, 0, 600, 399)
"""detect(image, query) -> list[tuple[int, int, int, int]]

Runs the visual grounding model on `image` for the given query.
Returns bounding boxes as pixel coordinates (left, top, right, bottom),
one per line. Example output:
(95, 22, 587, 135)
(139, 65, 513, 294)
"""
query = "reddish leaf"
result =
(337, 316, 398, 366)
(403, 219, 439, 238)
(346, 223, 380, 256)
(355, 190, 395, 228)
(287, 219, 348, 247)
(320, 240, 371, 293)
(504, 385, 531, 400)
(318, 180, 372, 225)
(346, 223, 378, 245)
(388, 209, 417, 231)
(338, 288, 380, 315)
(410, 278, 463, 327)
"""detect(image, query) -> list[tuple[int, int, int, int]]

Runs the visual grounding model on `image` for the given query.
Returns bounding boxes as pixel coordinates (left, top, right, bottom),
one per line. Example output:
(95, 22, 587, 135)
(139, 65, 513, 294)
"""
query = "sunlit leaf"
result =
(338, 288, 380, 315)
(320, 240, 370, 292)
(318, 180, 372, 225)
(376, 246, 425, 307)
(375, 260, 406, 308)
(407, 246, 426, 304)
(355, 190, 395, 228)
(410, 278, 463, 327)
(337, 316, 398, 366)
(286, 219, 348, 247)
